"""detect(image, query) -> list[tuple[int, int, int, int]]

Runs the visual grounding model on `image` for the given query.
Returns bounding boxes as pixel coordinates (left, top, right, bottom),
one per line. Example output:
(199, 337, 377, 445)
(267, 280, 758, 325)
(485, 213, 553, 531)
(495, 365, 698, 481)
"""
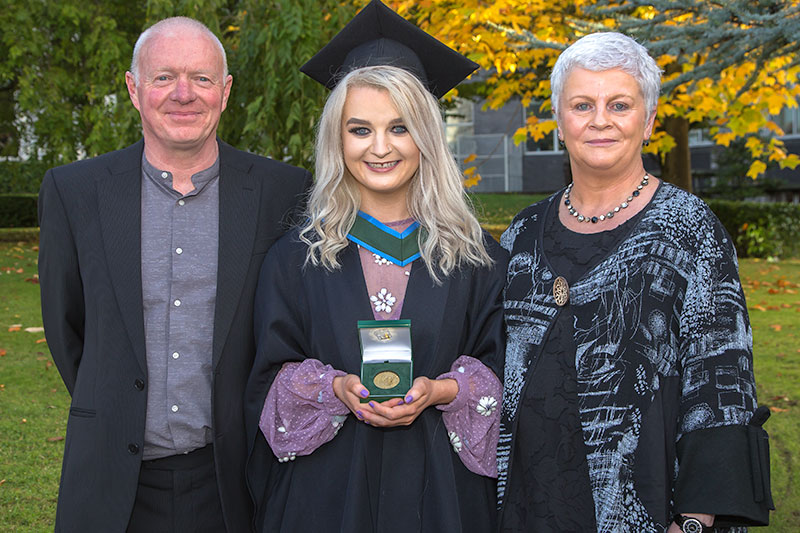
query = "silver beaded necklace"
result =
(564, 173, 650, 224)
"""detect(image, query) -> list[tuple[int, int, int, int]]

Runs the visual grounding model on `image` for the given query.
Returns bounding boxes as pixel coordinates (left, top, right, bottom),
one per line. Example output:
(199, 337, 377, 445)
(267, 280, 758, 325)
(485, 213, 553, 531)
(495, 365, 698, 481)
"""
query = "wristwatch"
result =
(673, 514, 713, 533)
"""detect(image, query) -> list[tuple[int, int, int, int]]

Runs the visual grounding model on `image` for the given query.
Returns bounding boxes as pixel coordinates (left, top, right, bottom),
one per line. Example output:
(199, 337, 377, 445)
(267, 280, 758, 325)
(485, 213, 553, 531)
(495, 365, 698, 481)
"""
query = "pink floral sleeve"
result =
(436, 355, 502, 478)
(259, 359, 350, 462)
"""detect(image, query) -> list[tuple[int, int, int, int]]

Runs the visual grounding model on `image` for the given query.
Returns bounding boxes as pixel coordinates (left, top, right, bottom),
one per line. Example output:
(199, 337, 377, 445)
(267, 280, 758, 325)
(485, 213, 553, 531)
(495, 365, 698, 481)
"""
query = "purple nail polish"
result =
(356, 410, 363, 419)
(397, 398, 404, 405)
(360, 389, 369, 398)
(405, 395, 413, 403)
(369, 401, 376, 408)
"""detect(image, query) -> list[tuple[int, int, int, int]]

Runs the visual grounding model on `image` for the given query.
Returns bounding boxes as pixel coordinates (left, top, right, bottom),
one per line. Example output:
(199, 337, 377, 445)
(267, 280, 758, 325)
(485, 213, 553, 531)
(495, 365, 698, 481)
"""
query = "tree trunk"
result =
(661, 61, 692, 193)
(661, 115, 692, 193)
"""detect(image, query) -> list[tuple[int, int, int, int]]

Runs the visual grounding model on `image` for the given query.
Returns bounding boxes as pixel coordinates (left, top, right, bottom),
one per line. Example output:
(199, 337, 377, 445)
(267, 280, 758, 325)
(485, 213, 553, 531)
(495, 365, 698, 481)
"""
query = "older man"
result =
(38, 17, 310, 532)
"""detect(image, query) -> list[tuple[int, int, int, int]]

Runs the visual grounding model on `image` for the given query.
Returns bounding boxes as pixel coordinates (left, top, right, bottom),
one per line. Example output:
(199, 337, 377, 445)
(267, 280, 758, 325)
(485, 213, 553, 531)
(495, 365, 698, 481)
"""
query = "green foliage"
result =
(0, 160, 48, 194)
(0, 195, 37, 228)
(707, 199, 800, 259)
(0, 0, 358, 176)
(221, 1, 356, 168)
(0, 0, 145, 166)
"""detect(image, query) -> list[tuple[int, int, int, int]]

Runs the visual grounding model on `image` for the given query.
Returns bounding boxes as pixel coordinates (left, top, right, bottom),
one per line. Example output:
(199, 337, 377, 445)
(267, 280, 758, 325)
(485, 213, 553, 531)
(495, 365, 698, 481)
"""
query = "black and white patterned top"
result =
(498, 182, 769, 532)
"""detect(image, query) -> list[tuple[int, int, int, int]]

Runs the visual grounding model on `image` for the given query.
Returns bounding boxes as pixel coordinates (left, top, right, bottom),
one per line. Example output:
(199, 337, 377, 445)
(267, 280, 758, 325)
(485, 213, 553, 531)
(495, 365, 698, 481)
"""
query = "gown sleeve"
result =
(260, 359, 349, 462)
(672, 213, 773, 527)
(436, 355, 502, 478)
(434, 235, 508, 478)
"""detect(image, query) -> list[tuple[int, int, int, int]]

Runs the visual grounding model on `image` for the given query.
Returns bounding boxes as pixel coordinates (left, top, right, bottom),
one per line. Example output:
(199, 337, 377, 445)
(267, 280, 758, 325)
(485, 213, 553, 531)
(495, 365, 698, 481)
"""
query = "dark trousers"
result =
(127, 445, 227, 533)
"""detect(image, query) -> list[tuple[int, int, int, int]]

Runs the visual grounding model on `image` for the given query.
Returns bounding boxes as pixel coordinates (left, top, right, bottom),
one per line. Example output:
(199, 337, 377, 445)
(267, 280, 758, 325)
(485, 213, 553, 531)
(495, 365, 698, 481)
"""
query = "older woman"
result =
(498, 32, 772, 533)
(244, 2, 506, 531)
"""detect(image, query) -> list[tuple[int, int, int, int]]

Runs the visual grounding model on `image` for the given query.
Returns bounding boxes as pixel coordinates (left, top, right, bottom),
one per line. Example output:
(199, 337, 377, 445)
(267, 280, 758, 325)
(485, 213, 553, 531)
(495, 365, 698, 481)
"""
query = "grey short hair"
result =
(130, 17, 228, 85)
(550, 32, 661, 117)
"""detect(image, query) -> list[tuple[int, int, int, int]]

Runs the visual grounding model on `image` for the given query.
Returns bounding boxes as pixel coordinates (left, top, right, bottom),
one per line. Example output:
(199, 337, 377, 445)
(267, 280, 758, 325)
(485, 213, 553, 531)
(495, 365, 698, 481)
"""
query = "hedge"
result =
(0, 160, 48, 194)
(0, 194, 37, 228)
(706, 199, 800, 259)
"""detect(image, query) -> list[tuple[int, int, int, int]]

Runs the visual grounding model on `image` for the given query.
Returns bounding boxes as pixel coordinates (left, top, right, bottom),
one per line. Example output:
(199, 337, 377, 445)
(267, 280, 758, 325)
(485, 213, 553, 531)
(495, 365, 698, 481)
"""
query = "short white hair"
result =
(550, 32, 662, 117)
(129, 17, 228, 84)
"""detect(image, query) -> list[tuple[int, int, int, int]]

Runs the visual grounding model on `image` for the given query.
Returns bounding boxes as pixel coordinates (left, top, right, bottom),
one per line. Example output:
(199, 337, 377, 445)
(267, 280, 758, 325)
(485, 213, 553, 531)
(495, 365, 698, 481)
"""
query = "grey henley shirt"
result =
(140, 153, 220, 460)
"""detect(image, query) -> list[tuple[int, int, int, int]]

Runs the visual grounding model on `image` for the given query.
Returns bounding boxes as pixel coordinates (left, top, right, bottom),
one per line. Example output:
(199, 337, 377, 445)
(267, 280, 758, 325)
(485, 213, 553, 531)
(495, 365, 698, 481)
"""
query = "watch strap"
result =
(673, 514, 713, 533)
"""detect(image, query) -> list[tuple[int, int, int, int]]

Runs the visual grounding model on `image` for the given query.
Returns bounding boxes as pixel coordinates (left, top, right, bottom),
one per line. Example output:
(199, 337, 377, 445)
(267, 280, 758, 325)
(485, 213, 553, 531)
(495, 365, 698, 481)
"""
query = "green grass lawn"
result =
(1, 228, 798, 531)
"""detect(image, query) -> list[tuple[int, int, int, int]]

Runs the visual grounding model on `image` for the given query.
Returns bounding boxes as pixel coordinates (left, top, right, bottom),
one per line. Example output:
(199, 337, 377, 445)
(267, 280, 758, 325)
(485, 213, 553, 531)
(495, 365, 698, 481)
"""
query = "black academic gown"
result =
(244, 228, 507, 533)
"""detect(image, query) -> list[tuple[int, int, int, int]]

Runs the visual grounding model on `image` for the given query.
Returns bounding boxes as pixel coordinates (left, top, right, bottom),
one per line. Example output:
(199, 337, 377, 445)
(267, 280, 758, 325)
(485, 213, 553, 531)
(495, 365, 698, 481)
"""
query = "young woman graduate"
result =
(243, 1, 507, 531)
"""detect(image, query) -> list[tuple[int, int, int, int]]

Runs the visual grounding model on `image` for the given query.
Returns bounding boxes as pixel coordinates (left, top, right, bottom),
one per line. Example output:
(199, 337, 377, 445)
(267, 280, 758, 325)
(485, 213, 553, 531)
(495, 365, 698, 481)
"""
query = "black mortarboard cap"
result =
(300, 0, 479, 98)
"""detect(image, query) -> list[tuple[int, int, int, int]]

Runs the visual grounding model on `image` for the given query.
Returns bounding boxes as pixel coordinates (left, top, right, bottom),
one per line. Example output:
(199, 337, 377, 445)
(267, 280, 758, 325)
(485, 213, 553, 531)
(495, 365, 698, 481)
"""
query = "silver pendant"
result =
(553, 276, 569, 306)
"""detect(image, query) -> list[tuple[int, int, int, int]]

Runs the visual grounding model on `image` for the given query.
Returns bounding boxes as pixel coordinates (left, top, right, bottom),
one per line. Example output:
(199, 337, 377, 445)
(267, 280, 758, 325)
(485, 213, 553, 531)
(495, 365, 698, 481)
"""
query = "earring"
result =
(558, 139, 565, 149)
(643, 140, 650, 147)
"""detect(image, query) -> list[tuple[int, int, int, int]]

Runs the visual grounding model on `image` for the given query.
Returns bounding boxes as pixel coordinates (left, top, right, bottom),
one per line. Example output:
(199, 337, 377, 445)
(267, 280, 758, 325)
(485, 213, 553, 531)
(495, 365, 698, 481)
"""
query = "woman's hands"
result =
(332, 374, 458, 427)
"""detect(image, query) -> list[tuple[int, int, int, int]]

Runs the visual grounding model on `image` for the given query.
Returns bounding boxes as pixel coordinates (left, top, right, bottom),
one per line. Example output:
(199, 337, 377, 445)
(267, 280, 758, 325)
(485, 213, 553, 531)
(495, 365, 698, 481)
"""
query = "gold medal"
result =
(553, 276, 569, 306)
(372, 329, 393, 342)
(373, 371, 401, 390)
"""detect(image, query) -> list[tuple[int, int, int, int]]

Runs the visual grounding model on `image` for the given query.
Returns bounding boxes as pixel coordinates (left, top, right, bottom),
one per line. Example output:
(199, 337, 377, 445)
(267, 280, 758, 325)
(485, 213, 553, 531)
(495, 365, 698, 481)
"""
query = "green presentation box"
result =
(358, 319, 413, 402)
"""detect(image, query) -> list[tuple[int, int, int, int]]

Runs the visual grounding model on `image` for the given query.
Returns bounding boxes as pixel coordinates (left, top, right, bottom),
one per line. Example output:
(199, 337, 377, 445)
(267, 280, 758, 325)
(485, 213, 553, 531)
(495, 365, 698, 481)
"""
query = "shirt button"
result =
(173, 299, 181, 307)
(161, 171, 169, 179)
(171, 405, 179, 413)
(133, 379, 145, 391)
(175, 247, 183, 255)
(172, 352, 180, 359)
(128, 443, 140, 454)
(178, 199, 185, 206)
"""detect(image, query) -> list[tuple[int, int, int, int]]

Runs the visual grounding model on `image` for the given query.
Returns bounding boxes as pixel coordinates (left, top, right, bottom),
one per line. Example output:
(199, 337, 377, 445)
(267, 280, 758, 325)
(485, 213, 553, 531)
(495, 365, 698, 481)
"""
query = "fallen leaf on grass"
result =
(24, 326, 44, 333)
(46, 436, 65, 442)
(787, 289, 797, 294)
(768, 288, 780, 294)
(45, 361, 52, 369)
(770, 324, 783, 331)
(8, 324, 21, 332)
(752, 305, 767, 312)
(24, 277, 39, 284)
(776, 353, 786, 358)
(0, 349, 6, 357)
(0, 479, 5, 486)
(21, 418, 27, 423)
(767, 306, 780, 311)
(769, 406, 788, 413)
(36, 338, 47, 344)
(783, 303, 792, 308)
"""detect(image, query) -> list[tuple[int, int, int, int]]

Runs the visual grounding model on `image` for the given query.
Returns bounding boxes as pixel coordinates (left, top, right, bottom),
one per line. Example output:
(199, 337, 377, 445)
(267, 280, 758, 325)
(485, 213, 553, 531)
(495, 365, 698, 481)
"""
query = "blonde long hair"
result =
(299, 65, 492, 283)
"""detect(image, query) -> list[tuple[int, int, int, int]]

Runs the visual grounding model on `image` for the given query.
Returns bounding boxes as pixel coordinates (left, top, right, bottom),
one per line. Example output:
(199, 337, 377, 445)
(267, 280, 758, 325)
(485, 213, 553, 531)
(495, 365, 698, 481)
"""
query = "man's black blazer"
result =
(38, 139, 310, 532)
